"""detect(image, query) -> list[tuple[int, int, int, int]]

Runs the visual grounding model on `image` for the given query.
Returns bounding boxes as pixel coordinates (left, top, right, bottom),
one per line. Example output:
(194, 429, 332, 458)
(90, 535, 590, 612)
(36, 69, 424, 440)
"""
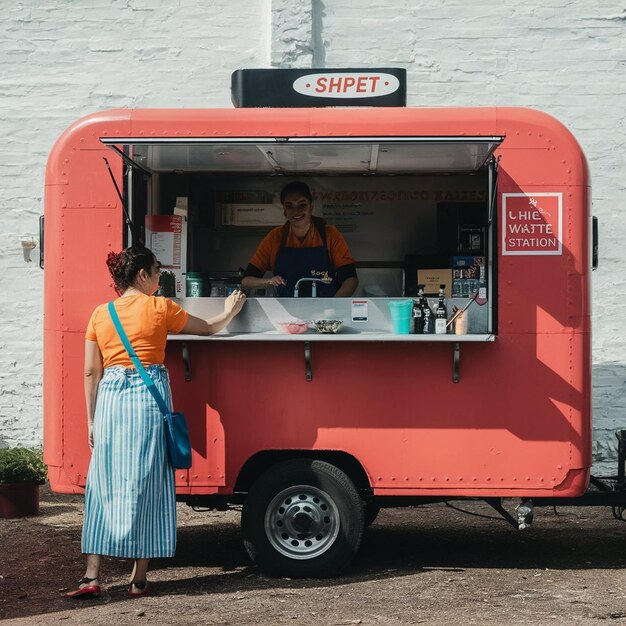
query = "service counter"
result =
(168, 297, 494, 342)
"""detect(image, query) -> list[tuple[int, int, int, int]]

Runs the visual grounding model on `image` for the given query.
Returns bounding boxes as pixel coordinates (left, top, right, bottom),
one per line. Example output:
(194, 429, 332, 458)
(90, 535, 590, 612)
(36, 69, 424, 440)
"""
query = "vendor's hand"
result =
(266, 275, 287, 288)
(224, 289, 246, 316)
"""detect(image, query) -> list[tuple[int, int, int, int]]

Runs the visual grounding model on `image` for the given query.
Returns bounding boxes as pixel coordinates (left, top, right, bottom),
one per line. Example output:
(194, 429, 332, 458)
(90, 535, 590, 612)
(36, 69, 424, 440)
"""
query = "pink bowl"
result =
(279, 321, 309, 334)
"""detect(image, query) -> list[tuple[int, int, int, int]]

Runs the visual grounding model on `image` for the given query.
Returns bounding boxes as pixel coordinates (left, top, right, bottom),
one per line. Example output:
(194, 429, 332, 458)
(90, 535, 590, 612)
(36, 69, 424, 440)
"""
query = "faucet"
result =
(294, 277, 326, 298)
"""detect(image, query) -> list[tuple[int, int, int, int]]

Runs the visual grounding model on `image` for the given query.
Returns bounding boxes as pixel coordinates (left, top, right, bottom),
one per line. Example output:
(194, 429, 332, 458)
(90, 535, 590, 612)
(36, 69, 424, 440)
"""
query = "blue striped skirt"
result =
(82, 365, 176, 559)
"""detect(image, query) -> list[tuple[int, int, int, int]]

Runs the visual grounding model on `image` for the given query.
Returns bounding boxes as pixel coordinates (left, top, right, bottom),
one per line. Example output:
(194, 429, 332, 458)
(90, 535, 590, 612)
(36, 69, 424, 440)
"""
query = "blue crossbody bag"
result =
(108, 301, 192, 469)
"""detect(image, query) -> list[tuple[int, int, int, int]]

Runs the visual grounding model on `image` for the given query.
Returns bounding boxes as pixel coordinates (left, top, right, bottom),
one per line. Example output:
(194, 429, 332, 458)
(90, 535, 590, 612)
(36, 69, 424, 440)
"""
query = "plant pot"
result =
(0, 482, 40, 518)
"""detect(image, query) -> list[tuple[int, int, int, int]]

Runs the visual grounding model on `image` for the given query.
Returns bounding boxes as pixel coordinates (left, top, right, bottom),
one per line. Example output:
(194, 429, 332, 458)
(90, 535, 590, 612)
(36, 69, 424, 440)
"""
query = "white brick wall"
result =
(1, 0, 625, 472)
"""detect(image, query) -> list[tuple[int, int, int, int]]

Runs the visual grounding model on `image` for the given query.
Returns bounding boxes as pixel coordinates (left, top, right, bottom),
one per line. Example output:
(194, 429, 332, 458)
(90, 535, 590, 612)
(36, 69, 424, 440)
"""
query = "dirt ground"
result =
(2, 486, 626, 625)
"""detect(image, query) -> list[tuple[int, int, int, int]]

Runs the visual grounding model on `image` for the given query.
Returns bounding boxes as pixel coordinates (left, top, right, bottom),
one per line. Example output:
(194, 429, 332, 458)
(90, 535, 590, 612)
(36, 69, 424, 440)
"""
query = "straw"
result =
(446, 290, 479, 328)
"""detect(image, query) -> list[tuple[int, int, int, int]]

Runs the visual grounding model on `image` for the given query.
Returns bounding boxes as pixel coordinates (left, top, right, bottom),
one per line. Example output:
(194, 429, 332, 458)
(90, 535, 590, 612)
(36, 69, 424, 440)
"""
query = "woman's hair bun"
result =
(106, 245, 156, 294)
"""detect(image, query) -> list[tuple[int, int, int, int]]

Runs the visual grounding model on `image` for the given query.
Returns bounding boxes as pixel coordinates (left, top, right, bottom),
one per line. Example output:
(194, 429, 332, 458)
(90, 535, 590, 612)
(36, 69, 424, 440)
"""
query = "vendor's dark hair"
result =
(280, 181, 313, 204)
(106, 243, 157, 293)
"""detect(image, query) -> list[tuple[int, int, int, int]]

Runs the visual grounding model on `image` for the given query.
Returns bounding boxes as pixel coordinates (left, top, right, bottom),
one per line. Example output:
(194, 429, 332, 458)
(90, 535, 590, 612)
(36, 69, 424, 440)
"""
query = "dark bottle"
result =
(412, 285, 425, 333)
(434, 284, 448, 335)
(421, 289, 433, 334)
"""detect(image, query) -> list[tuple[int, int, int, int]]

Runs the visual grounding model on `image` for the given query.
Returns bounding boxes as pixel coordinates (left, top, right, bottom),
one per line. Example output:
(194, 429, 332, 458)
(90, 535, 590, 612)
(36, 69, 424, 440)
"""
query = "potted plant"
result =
(0, 447, 47, 518)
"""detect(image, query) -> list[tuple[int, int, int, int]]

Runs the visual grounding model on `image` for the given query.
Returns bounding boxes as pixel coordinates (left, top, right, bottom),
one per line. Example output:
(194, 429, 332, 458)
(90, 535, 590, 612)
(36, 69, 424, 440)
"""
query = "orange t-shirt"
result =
(85, 294, 189, 369)
(248, 222, 355, 274)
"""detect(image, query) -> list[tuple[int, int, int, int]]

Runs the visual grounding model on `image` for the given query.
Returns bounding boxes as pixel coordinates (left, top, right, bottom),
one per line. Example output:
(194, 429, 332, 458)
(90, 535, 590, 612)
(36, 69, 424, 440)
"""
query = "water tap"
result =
(294, 278, 326, 298)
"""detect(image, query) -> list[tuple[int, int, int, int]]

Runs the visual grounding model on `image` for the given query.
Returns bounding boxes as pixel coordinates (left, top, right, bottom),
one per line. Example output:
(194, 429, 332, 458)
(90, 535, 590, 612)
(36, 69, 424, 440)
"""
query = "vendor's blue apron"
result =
(274, 219, 338, 297)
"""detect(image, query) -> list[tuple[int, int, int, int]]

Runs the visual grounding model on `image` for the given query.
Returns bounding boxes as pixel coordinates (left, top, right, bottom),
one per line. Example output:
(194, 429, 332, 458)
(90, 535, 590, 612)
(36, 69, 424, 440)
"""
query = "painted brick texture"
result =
(1, 1, 625, 473)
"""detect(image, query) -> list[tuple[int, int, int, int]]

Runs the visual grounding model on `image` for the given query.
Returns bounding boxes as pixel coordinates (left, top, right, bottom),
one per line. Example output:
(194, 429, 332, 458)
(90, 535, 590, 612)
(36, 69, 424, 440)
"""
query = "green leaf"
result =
(0, 448, 47, 483)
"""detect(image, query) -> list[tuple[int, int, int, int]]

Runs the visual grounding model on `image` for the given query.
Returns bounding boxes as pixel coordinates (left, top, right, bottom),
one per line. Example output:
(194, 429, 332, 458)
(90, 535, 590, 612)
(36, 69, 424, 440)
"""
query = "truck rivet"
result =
(377, 476, 382, 481)
(486, 477, 491, 481)
(556, 465, 562, 470)
(404, 476, 409, 481)
(526, 476, 530, 480)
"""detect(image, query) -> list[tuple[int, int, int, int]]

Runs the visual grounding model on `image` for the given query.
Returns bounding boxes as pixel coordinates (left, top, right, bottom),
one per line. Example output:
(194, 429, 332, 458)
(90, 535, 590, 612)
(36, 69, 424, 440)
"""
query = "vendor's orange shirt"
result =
(85, 294, 189, 369)
(249, 222, 355, 274)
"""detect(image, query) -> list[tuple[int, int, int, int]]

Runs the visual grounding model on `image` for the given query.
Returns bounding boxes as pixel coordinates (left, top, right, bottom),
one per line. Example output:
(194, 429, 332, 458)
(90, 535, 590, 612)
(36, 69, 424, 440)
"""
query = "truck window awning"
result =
(100, 136, 503, 175)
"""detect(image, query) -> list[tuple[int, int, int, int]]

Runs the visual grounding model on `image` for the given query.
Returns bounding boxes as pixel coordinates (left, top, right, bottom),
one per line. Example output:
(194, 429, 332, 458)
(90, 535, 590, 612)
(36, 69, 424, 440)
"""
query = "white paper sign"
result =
(351, 300, 368, 322)
(151, 232, 175, 266)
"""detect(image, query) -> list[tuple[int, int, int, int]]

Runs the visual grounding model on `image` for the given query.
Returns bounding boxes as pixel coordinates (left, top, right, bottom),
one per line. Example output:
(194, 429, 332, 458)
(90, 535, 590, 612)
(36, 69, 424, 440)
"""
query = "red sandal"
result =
(63, 576, 101, 599)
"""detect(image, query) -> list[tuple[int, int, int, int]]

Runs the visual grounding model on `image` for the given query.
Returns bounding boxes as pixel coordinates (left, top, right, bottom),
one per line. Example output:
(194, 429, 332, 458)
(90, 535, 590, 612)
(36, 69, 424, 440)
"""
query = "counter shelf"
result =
(169, 297, 495, 383)
(169, 332, 495, 342)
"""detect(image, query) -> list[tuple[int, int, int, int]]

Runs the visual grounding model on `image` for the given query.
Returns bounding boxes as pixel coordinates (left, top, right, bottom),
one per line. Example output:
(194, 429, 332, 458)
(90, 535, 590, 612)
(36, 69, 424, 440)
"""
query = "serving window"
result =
(101, 136, 501, 337)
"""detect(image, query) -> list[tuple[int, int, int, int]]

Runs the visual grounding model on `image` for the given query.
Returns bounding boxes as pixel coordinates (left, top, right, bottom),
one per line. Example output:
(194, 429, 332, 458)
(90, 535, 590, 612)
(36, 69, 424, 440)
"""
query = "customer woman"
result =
(240, 181, 358, 297)
(64, 244, 245, 599)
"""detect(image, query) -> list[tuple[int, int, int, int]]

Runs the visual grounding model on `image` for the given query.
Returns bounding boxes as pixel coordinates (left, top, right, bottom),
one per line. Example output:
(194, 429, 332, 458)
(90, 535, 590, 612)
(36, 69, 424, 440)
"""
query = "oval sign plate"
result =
(293, 72, 400, 99)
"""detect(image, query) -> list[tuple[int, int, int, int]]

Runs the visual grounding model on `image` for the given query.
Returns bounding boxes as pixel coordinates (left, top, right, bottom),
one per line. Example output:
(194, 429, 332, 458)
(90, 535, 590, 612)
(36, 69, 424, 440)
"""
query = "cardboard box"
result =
(145, 214, 188, 297)
(417, 269, 452, 297)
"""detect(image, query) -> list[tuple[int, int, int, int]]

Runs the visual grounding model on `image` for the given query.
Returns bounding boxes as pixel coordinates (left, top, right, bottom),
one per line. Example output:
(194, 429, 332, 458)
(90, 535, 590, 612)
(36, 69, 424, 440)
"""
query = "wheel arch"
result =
(234, 450, 373, 495)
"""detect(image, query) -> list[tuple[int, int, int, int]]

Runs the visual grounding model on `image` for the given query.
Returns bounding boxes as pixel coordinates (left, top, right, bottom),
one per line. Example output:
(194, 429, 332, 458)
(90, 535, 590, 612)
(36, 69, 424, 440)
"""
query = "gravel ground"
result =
(2, 485, 626, 625)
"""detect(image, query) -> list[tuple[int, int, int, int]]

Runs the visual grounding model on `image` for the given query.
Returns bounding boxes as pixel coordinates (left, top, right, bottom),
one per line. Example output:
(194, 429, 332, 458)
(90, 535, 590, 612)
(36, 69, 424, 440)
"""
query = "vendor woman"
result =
(240, 181, 358, 297)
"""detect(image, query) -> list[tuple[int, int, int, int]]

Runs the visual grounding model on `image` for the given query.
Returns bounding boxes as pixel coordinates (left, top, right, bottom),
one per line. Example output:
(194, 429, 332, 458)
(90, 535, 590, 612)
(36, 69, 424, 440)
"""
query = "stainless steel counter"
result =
(167, 297, 494, 342)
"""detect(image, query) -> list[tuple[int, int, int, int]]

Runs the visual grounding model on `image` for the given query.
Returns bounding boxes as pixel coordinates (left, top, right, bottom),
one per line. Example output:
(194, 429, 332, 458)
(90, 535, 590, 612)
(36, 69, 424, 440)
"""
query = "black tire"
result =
(242, 459, 365, 578)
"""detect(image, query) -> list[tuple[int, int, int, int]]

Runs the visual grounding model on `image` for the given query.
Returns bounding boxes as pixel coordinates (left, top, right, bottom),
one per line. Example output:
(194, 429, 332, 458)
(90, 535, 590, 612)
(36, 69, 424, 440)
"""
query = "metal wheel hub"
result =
(265, 484, 340, 560)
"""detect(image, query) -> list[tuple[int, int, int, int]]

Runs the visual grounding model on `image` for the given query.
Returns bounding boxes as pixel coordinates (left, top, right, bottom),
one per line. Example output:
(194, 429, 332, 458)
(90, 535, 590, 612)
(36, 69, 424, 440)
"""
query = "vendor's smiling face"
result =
(283, 192, 312, 227)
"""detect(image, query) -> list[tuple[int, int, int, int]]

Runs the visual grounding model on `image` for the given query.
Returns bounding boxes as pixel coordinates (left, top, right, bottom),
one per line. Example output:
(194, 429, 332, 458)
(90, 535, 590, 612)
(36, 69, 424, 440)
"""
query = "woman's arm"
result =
(180, 290, 247, 336)
(84, 340, 104, 451)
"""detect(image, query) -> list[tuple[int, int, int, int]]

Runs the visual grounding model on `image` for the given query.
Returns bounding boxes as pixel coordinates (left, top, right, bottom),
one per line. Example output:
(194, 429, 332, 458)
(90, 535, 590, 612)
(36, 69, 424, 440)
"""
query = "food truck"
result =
(43, 69, 610, 577)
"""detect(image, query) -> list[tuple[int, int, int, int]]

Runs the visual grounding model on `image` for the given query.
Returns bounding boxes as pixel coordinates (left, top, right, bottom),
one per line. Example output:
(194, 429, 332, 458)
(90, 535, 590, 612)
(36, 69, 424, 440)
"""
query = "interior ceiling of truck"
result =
(100, 137, 503, 176)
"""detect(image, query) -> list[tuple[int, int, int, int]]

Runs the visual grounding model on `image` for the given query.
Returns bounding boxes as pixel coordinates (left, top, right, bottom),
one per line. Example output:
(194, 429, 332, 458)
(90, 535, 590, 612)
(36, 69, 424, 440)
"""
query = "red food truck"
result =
(43, 69, 613, 578)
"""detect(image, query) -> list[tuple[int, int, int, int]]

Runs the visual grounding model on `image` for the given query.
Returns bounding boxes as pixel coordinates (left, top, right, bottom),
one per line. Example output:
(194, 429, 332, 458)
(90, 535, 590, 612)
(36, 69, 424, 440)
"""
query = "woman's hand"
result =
(182, 290, 246, 336)
(88, 422, 94, 451)
(224, 289, 246, 316)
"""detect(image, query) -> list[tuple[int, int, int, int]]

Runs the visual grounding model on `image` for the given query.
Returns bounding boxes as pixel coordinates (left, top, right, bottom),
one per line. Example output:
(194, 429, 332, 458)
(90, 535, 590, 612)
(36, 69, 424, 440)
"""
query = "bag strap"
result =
(107, 301, 170, 416)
